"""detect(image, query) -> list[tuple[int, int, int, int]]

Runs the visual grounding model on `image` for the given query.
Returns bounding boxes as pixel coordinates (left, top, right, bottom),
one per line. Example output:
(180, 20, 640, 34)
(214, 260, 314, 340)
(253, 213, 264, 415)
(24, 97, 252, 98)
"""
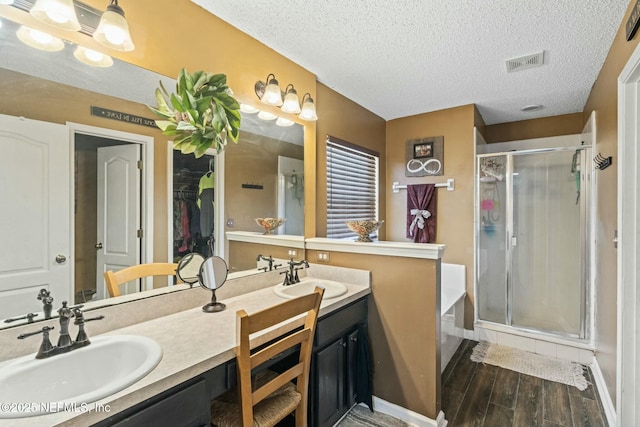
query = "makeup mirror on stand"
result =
(176, 253, 206, 286)
(198, 256, 229, 313)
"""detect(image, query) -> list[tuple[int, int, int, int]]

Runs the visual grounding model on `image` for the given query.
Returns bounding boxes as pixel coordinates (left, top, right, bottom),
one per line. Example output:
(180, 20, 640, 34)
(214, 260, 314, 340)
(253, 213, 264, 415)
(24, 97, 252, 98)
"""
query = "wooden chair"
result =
(104, 263, 179, 297)
(210, 287, 325, 427)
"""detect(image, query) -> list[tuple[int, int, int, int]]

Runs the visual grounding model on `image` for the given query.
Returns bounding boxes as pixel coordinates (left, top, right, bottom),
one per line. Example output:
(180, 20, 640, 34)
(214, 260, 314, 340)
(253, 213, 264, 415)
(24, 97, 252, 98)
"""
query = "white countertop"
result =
(1, 279, 370, 427)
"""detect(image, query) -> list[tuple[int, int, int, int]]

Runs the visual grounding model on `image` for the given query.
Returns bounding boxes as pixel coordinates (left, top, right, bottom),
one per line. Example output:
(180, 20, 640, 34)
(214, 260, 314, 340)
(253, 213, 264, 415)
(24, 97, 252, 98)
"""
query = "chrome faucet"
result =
(17, 302, 104, 359)
(287, 259, 309, 285)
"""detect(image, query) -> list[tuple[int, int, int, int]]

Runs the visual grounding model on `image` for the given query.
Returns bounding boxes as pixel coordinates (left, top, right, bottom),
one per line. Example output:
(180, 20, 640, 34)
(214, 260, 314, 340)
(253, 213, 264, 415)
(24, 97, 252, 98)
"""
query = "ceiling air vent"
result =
(505, 51, 545, 73)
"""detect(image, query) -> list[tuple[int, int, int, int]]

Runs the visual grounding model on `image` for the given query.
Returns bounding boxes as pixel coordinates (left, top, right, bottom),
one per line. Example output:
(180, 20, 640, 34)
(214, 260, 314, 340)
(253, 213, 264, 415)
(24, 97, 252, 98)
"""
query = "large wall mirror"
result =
(0, 13, 305, 329)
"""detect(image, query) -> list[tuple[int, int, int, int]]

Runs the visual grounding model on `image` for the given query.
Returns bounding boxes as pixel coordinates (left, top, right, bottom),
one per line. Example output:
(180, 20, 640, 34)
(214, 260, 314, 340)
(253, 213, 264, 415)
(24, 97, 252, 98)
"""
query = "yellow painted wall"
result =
(386, 105, 477, 328)
(484, 113, 584, 143)
(307, 249, 441, 419)
(315, 83, 387, 239)
(581, 0, 640, 406)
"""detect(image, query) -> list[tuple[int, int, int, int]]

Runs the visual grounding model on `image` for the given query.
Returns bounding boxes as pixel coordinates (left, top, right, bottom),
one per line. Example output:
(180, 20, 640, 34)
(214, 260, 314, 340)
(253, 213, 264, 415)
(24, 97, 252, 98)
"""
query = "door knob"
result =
(55, 255, 67, 264)
(95, 243, 103, 249)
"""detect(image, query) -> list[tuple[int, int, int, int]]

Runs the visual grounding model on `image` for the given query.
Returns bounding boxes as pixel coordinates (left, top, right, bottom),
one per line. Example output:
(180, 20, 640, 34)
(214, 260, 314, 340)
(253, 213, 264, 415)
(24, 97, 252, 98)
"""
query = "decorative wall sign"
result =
(91, 106, 158, 128)
(405, 136, 444, 177)
(627, 0, 640, 41)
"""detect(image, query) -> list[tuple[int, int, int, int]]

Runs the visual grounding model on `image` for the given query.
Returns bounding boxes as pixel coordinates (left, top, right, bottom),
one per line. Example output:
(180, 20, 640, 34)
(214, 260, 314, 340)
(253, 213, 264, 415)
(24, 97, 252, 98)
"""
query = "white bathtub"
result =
(441, 263, 466, 372)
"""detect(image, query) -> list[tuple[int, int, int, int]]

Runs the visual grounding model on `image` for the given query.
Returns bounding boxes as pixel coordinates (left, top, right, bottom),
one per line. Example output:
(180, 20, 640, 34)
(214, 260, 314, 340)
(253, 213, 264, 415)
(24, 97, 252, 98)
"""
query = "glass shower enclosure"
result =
(476, 147, 590, 339)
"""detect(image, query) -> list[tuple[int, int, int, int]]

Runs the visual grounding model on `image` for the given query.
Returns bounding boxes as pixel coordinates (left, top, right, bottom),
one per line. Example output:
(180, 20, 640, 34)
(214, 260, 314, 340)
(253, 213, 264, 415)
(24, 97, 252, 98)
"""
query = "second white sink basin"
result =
(0, 334, 162, 418)
(274, 277, 348, 300)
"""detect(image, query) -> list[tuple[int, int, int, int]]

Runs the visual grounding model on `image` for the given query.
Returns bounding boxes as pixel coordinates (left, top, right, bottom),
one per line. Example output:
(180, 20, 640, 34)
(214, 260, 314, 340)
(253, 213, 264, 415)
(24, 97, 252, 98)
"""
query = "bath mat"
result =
(470, 342, 588, 391)
(337, 405, 413, 427)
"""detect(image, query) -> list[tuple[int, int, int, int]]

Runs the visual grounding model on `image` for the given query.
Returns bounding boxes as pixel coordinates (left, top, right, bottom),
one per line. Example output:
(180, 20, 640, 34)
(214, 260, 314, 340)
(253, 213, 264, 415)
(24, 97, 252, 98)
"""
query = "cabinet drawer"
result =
(315, 297, 367, 348)
(109, 380, 209, 427)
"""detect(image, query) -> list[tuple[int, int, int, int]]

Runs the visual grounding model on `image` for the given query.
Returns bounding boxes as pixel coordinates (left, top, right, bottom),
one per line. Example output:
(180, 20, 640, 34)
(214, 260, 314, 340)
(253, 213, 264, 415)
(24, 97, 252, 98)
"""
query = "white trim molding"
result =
(616, 37, 640, 427)
(591, 357, 616, 427)
(370, 396, 447, 427)
(305, 237, 445, 259)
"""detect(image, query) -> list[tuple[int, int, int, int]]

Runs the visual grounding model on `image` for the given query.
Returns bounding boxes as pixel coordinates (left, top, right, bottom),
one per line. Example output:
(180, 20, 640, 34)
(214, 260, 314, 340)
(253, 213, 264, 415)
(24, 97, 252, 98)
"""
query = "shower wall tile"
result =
(476, 327, 498, 344)
(497, 332, 535, 352)
(556, 345, 581, 362)
(535, 340, 557, 358)
(579, 349, 595, 365)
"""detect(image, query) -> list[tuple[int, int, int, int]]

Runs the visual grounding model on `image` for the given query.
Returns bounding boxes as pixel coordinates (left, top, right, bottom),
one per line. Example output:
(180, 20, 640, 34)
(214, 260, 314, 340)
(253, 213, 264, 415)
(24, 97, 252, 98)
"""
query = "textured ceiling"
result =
(191, 0, 628, 125)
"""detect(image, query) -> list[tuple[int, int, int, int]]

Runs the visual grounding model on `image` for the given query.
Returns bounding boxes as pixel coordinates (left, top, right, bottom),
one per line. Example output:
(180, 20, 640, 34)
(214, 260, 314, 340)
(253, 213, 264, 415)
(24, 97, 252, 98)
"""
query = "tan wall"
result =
(581, 0, 640, 406)
(315, 83, 387, 238)
(484, 113, 584, 143)
(225, 133, 303, 235)
(307, 249, 441, 419)
(228, 242, 299, 273)
(386, 105, 476, 328)
(74, 149, 98, 299)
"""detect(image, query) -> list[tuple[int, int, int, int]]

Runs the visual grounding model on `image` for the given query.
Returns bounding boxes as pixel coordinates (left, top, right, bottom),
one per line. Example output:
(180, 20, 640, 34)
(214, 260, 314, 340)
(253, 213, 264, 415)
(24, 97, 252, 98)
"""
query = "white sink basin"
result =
(273, 277, 348, 300)
(0, 335, 162, 418)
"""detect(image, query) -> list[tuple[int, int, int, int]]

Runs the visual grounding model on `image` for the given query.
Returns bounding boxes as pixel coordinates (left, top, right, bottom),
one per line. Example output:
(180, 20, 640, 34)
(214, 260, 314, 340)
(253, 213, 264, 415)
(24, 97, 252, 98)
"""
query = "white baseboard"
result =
(463, 328, 477, 341)
(371, 396, 447, 427)
(590, 357, 616, 427)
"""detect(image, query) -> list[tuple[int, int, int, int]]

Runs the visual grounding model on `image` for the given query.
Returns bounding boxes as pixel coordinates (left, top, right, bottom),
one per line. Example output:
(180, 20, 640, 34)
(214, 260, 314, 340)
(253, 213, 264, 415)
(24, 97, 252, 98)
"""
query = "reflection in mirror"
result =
(0, 12, 307, 329)
(226, 112, 304, 236)
(199, 256, 229, 313)
(176, 253, 206, 285)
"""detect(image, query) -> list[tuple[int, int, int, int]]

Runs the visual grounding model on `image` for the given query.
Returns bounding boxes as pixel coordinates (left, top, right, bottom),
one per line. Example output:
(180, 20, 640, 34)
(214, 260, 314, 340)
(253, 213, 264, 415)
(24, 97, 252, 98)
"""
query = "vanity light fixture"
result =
(281, 84, 301, 114)
(16, 25, 64, 51)
(73, 45, 113, 67)
(255, 74, 317, 120)
(276, 117, 295, 127)
(239, 103, 259, 114)
(93, 0, 134, 52)
(29, 0, 81, 31)
(299, 93, 318, 121)
(257, 110, 278, 121)
(255, 73, 283, 106)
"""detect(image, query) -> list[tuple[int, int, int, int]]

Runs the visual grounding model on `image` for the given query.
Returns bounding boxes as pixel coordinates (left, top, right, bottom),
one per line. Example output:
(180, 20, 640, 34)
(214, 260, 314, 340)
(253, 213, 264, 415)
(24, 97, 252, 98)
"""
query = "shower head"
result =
(481, 165, 504, 182)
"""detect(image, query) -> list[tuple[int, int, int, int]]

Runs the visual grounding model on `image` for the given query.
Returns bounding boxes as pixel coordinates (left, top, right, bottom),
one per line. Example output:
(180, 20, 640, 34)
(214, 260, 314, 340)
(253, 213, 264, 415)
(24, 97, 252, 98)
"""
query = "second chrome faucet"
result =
(280, 258, 309, 286)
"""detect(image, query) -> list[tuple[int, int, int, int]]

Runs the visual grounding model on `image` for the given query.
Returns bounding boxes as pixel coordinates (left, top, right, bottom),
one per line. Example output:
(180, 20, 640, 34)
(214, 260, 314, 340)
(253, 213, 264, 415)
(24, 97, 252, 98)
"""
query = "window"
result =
(326, 136, 379, 239)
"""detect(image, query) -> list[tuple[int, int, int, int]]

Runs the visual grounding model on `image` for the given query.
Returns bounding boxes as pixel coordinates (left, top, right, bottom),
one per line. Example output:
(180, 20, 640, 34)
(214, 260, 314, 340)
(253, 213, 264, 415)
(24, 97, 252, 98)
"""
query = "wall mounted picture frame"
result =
(413, 141, 433, 159)
(405, 136, 444, 177)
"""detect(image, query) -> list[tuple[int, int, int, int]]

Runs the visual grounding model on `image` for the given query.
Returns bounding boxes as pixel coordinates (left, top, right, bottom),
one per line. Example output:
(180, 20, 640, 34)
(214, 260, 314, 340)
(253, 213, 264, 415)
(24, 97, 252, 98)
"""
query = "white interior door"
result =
(0, 114, 72, 319)
(95, 144, 141, 299)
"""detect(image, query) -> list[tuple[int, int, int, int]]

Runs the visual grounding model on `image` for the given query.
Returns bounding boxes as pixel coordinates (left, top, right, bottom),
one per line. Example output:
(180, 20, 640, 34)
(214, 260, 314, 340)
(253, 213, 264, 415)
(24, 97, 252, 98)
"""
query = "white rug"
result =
(470, 341, 588, 391)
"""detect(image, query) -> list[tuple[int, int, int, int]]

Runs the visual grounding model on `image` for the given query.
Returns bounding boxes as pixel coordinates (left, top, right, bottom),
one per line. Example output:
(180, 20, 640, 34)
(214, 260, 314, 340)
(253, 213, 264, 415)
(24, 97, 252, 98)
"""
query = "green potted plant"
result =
(149, 68, 241, 157)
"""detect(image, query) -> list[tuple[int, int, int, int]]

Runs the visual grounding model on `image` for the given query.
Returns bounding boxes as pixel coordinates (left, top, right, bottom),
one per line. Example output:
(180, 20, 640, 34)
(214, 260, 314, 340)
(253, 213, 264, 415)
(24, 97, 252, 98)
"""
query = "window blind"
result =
(326, 136, 379, 239)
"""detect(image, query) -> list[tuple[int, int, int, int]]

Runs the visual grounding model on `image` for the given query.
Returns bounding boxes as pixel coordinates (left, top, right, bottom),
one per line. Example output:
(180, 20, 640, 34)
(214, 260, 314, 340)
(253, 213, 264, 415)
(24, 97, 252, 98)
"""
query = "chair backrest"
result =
(104, 263, 179, 297)
(236, 287, 324, 427)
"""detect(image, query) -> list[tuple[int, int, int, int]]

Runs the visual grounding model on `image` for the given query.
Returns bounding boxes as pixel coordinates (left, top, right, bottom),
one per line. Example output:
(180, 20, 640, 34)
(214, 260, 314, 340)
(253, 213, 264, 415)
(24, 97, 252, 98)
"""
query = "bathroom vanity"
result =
(0, 267, 370, 427)
(94, 296, 368, 427)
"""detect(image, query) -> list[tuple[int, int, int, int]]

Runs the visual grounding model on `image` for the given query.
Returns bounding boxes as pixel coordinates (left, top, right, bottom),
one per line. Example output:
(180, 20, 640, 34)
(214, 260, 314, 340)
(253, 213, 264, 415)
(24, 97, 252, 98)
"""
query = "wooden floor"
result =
(442, 340, 607, 427)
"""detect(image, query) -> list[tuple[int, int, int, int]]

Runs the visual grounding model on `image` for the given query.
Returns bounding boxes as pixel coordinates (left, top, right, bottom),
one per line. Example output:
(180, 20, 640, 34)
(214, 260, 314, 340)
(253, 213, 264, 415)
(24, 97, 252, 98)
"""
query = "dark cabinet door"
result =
(346, 329, 359, 408)
(314, 338, 346, 427)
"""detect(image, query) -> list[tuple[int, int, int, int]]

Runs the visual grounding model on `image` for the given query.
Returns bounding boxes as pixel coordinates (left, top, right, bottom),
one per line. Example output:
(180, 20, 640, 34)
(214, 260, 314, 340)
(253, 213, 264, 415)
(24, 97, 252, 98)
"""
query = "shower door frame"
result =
(475, 146, 591, 341)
